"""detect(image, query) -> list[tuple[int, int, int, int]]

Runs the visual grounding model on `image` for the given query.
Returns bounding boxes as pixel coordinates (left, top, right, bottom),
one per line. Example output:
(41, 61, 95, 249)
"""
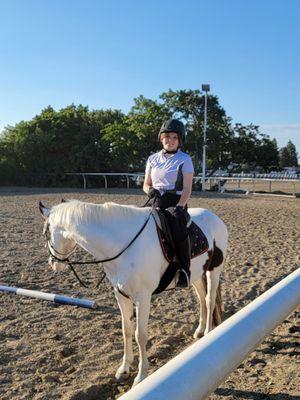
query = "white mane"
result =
(49, 200, 148, 228)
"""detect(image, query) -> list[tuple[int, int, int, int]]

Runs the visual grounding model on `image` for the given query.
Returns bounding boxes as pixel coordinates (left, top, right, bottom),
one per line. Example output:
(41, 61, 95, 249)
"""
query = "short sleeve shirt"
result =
(145, 150, 194, 195)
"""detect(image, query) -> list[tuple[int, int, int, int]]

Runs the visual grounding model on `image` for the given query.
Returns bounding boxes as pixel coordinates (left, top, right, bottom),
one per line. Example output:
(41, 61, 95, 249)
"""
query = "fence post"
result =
(103, 175, 107, 189)
(82, 174, 87, 189)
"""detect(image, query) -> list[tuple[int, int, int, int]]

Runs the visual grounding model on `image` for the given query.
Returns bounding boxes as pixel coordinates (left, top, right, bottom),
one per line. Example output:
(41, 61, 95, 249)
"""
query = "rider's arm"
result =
(177, 172, 193, 207)
(143, 170, 153, 195)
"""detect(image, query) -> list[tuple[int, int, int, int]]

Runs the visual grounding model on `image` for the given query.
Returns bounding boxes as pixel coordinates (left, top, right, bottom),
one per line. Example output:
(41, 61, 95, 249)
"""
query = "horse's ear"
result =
(61, 198, 66, 203)
(39, 201, 50, 218)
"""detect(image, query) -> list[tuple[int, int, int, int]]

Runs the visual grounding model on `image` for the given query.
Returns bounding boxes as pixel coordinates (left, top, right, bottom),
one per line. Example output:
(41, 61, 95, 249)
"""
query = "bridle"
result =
(44, 222, 77, 262)
(43, 212, 152, 289)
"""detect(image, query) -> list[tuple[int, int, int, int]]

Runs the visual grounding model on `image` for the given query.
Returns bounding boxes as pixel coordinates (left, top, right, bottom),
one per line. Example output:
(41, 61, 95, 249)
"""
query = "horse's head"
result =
(39, 201, 76, 272)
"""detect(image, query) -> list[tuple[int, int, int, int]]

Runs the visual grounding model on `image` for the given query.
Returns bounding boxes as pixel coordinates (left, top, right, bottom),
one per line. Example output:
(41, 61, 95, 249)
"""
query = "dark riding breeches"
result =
(150, 193, 190, 271)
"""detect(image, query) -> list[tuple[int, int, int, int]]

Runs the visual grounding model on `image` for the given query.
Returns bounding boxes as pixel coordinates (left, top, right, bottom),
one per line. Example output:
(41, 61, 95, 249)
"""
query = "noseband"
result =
(43, 222, 76, 262)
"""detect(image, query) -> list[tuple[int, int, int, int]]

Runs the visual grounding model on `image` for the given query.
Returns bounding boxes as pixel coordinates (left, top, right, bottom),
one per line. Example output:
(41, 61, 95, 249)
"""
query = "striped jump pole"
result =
(119, 268, 300, 400)
(0, 285, 96, 309)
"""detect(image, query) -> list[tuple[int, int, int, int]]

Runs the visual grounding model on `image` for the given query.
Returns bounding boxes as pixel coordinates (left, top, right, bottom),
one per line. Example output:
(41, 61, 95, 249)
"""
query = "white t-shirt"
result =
(145, 150, 194, 195)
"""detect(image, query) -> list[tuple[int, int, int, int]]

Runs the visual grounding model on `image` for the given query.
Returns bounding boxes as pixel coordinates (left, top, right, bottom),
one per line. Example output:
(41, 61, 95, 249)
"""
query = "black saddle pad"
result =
(153, 215, 209, 295)
(156, 211, 209, 263)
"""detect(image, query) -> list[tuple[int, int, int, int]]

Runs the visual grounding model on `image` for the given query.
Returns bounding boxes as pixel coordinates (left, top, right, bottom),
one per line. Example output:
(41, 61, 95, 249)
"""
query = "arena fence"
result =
(119, 268, 300, 400)
(67, 173, 144, 189)
(67, 173, 300, 195)
(208, 177, 299, 196)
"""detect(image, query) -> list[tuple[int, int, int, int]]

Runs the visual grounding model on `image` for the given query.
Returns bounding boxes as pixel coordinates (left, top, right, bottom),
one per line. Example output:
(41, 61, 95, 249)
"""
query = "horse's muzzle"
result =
(48, 256, 68, 272)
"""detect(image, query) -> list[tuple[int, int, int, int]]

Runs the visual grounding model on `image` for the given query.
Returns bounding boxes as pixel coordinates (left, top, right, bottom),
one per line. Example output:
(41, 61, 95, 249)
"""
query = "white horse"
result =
(39, 200, 228, 386)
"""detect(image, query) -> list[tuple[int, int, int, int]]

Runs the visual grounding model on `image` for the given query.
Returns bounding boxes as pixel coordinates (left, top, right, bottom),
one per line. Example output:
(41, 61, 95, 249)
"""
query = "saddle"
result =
(152, 209, 209, 294)
(152, 209, 209, 262)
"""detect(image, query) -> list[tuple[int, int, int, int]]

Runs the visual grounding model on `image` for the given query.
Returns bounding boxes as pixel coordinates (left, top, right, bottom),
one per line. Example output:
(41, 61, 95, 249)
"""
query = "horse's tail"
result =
(201, 274, 222, 327)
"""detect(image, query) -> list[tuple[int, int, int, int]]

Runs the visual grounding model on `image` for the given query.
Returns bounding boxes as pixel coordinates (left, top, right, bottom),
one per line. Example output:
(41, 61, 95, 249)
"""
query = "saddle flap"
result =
(154, 209, 209, 263)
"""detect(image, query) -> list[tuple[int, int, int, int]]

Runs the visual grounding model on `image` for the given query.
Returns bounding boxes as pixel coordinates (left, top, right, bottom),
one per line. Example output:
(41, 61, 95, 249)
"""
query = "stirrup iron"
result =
(175, 269, 190, 288)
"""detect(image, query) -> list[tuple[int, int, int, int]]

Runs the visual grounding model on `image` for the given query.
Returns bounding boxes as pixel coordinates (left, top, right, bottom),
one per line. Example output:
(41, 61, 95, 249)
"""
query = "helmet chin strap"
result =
(163, 148, 178, 154)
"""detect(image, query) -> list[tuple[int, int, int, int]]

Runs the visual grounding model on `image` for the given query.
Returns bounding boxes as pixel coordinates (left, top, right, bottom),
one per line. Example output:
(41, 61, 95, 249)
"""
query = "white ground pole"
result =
(0, 285, 95, 309)
(119, 268, 300, 400)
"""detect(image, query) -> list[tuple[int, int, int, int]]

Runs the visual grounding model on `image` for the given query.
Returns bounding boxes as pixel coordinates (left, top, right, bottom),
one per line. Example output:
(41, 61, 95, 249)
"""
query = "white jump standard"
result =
(0, 285, 95, 309)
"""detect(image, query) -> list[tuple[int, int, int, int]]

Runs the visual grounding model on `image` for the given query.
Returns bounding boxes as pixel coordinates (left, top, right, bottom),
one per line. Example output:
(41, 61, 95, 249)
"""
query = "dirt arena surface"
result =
(0, 187, 299, 400)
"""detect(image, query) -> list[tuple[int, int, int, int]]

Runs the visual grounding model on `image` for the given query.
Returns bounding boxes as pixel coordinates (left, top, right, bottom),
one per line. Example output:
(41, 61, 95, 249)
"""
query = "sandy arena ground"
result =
(0, 188, 299, 400)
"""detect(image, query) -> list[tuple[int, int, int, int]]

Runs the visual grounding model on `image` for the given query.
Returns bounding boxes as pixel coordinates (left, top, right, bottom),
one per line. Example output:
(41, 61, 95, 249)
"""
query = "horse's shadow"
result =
(256, 339, 300, 357)
(68, 374, 135, 400)
(222, 273, 298, 319)
(214, 388, 299, 399)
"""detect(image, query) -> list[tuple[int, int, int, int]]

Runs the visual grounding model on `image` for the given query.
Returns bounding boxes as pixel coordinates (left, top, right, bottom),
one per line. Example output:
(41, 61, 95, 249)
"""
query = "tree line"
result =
(0, 89, 298, 186)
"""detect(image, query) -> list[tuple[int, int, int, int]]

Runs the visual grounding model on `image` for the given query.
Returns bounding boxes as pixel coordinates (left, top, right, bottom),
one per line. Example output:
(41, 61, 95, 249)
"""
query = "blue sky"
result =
(0, 0, 299, 153)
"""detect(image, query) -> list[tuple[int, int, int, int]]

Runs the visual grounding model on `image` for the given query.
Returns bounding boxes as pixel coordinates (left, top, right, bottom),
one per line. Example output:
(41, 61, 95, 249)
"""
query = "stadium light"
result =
(201, 84, 210, 191)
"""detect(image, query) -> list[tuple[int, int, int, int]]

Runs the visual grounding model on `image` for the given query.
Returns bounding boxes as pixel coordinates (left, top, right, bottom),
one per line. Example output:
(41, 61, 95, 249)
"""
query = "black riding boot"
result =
(175, 236, 191, 288)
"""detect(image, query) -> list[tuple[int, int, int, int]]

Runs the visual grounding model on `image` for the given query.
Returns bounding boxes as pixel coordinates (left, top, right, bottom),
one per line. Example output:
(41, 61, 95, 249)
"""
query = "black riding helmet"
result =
(158, 118, 186, 144)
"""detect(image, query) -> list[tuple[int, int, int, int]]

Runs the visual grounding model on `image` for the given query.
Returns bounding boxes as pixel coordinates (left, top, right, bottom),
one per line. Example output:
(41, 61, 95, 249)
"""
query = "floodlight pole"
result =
(201, 84, 210, 191)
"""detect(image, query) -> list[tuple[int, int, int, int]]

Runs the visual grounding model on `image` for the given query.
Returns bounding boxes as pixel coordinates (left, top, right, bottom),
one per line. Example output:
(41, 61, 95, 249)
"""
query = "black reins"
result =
(45, 211, 152, 289)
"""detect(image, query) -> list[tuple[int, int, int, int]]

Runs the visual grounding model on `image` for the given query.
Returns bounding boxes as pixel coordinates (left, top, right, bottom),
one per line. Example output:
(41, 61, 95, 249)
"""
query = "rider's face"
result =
(160, 132, 179, 151)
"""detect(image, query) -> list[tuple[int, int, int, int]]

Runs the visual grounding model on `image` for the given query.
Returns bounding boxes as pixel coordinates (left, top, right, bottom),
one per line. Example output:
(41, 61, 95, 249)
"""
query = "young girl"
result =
(143, 119, 194, 287)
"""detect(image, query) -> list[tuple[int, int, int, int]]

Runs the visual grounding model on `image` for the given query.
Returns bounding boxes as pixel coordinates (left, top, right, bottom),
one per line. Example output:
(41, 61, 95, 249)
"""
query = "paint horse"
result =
(39, 200, 227, 386)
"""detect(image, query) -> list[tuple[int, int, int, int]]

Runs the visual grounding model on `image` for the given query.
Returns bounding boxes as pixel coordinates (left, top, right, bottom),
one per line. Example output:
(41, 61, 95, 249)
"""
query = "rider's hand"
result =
(148, 187, 161, 199)
(174, 205, 191, 226)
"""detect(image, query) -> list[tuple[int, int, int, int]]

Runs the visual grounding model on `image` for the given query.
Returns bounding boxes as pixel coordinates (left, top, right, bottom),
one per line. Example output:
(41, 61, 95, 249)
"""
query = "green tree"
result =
(160, 89, 233, 172)
(279, 140, 298, 168)
(100, 95, 170, 172)
(126, 95, 171, 169)
(0, 105, 125, 184)
(231, 125, 279, 172)
(101, 118, 138, 171)
(0, 92, 286, 186)
(256, 135, 279, 171)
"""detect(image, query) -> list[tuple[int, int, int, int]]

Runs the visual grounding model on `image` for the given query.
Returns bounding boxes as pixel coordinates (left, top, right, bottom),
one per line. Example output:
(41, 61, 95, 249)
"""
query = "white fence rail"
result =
(119, 268, 300, 400)
(67, 173, 144, 189)
(67, 173, 299, 195)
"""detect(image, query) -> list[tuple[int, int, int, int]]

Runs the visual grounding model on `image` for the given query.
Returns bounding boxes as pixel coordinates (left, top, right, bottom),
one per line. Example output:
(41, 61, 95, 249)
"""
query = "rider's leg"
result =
(171, 209, 191, 288)
(175, 235, 191, 287)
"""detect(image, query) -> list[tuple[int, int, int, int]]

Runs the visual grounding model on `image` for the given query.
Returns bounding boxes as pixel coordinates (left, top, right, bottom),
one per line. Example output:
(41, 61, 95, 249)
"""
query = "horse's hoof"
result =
(132, 373, 147, 387)
(115, 367, 130, 381)
(193, 330, 204, 339)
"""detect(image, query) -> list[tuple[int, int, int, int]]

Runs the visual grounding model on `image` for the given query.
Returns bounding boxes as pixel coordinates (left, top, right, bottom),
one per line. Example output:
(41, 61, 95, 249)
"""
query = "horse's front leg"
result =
(114, 289, 134, 380)
(133, 292, 151, 387)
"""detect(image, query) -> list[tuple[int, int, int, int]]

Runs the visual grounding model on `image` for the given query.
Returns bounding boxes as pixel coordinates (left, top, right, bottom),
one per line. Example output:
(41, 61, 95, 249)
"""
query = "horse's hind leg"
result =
(192, 278, 207, 339)
(205, 267, 222, 335)
(114, 290, 134, 380)
(133, 292, 151, 387)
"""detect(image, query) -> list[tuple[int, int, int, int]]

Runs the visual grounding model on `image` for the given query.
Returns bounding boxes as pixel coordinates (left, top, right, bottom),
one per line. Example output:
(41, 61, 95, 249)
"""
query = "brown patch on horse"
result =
(214, 285, 223, 326)
(203, 240, 224, 272)
(201, 274, 223, 326)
